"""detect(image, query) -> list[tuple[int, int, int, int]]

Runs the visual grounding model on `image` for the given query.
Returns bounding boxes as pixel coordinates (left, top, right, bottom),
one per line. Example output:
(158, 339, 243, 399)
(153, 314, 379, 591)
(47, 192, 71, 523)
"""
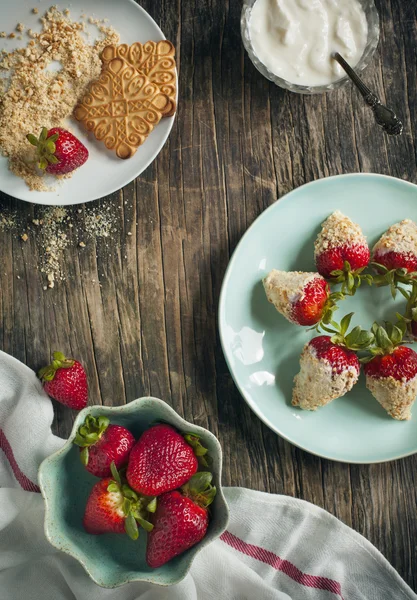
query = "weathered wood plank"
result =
(0, 0, 416, 590)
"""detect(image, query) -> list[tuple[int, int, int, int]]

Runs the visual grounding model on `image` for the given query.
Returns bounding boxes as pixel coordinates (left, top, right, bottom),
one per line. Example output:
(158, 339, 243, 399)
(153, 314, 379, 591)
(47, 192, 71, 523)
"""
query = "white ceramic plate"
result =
(0, 0, 175, 205)
(219, 174, 417, 463)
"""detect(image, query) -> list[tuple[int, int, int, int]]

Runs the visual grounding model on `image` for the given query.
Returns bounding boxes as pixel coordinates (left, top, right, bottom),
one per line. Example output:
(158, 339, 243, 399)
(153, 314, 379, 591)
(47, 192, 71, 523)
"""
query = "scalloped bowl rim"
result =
(38, 397, 229, 588)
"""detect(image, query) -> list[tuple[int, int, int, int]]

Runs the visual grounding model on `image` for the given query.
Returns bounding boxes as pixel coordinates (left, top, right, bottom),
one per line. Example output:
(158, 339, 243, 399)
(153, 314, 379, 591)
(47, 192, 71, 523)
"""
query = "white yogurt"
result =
(248, 0, 368, 86)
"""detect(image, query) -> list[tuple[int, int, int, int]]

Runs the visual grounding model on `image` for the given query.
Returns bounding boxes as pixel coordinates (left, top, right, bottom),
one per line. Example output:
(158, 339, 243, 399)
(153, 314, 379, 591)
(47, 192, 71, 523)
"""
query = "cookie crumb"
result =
(79, 241, 86, 247)
(32, 8, 39, 14)
(21, 233, 29, 242)
(0, 32, 6, 38)
(9, 32, 16, 39)
(16, 23, 25, 33)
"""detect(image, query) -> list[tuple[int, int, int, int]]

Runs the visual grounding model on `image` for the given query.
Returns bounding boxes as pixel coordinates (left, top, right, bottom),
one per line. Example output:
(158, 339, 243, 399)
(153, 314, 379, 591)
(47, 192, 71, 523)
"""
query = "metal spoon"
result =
(333, 52, 403, 136)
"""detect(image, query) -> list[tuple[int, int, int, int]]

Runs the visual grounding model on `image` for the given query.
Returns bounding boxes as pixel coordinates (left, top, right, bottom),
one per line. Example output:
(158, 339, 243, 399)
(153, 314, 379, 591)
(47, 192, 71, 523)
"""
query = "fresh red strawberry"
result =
(263, 270, 342, 327)
(363, 322, 417, 420)
(292, 314, 373, 411)
(83, 464, 155, 538)
(146, 472, 216, 568)
(314, 211, 371, 294)
(73, 415, 135, 477)
(126, 424, 207, 496)
(27, 126, 88, 175)
(38, 351, 88, 409)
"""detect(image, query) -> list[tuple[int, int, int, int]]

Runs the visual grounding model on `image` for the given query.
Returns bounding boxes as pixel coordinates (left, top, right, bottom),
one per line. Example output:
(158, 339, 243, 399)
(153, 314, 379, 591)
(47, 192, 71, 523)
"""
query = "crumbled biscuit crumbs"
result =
(9, 33, 16, 39)
(0, 198, 124, 289)
(373, 220, 417, 256)
(315, 210, 367, 256)
(0, 210, 17, 231)
(0, 6, 119, 191)
(16, 23, 25, 33)
(0, 32, 6, 38)
(32, 8, 39, 14)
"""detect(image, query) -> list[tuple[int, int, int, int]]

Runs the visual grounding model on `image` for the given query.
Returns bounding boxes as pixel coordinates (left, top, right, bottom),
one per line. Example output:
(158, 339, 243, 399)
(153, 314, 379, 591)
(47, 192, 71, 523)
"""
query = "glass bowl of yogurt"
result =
(241, 0, 380, 94)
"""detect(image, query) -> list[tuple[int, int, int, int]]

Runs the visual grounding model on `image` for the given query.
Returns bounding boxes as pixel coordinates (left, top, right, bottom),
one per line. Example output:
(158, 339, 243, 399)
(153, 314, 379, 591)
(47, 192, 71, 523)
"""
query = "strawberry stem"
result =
(26, 127, 60, 171)
(38, 351, 75, 382)
(184, 433, 210, 468)
(320, 312, 374, 351)
(73, 414, 110, 453)
(330, 261, 373, 296)
(106, 464, 156, 540)
(182, 472, 217, 509)
(360, 320, 407, 363)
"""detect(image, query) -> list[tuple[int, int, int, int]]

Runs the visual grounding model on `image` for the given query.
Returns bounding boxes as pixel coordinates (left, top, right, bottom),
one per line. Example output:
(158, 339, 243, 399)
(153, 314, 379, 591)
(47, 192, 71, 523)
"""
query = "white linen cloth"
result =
(0, 349, 415, 600)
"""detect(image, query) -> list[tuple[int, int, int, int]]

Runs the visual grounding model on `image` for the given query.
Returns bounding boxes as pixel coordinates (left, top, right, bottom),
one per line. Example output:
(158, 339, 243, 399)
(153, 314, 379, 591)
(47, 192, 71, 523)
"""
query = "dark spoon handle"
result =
(333, 52, 403, 136)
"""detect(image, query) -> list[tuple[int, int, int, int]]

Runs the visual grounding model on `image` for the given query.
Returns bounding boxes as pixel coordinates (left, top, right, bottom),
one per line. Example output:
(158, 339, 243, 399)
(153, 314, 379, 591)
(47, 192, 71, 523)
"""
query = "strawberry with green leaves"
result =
(38, 351, 88, 409)
(127, 424, 208, 497)
(363, 322, 417, 421)
(73, 415, 135, 478)
(146, 472, 216, 568)
(293, 314, 374, 411)
(314, 211, 371, 295)
(263, 270, 343, 327)
(83, 463, 156, 539)
(27, 127, 88, 175)
(372, 220, 417, 295)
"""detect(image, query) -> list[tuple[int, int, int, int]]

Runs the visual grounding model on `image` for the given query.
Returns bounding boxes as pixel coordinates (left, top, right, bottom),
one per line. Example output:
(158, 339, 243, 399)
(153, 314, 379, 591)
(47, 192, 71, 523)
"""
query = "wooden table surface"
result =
(1, 0, 417, 591)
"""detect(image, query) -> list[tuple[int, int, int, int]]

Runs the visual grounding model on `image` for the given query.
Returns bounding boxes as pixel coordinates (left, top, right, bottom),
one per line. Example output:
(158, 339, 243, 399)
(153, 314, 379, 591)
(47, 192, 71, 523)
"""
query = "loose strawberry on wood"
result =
(146, 472, 216, 568)
(263, 270, 343, 327)
(314, 211, 371, 294)
(363, 322, 417, 421)
(73, 415, 135, 478)
(126, 424, 206, 496)
(38, 351, 88, 409)
(292, 314, 373, 411)
(27, 127, 88, 175)
(83, 463, 155, 538)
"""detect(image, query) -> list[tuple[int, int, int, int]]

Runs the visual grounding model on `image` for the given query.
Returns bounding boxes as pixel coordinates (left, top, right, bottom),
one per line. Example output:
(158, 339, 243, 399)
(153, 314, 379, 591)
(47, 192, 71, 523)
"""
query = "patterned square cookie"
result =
(74, 56, 171, 159)
(101, 41, 177, 118)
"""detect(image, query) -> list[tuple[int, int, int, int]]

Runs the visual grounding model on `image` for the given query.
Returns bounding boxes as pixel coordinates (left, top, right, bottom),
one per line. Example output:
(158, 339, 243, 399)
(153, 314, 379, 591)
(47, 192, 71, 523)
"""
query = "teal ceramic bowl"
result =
(38, 398, 229, 588)
(219, 174, 417, 464)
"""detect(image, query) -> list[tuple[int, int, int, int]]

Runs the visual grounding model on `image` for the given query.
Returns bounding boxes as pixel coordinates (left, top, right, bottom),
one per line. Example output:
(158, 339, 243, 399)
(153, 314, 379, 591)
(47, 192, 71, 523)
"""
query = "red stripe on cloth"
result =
(0, 429, 40, 493)
(220, 531, 344, 599)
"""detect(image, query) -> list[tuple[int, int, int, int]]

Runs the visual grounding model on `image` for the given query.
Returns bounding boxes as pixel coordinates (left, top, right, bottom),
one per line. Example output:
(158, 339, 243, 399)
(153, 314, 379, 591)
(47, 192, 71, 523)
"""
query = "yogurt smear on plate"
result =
(249, 0, 368, 86)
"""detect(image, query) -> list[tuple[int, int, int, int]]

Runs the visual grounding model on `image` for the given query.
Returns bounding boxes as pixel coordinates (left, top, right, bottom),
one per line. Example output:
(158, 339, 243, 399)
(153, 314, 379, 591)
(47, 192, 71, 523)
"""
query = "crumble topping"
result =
(315, 210, 367, 256)
(366, 373, 417, 421)
(372, 219, 417, 258)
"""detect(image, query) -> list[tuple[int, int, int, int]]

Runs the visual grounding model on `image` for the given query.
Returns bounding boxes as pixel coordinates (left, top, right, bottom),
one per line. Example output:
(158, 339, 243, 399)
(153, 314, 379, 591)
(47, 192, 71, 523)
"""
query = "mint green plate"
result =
(38, 398, 229, 588)
(219, 174, 417, 463)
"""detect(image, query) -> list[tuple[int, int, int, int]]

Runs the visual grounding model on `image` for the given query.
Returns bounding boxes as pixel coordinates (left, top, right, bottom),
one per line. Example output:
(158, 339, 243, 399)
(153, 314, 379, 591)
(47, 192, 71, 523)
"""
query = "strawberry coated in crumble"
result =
(315, 210, 370, 277)
(372, 219, 417, 273)
(263, 270, 330, 326)
(292, 336, 360, 411)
